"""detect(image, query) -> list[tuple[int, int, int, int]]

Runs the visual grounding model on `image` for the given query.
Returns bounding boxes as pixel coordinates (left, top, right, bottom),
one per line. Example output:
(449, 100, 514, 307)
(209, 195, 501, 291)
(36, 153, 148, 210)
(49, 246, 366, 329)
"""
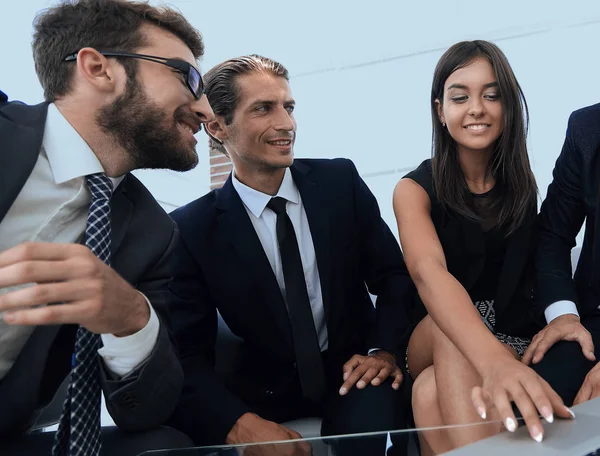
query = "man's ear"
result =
(206, 117, 227, 144)
(74, 47, 122, 95)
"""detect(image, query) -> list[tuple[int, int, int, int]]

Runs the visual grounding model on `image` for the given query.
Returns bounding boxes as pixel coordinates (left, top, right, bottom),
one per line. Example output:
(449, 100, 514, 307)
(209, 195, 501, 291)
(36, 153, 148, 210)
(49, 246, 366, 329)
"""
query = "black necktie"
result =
(267, 197, 326, 402)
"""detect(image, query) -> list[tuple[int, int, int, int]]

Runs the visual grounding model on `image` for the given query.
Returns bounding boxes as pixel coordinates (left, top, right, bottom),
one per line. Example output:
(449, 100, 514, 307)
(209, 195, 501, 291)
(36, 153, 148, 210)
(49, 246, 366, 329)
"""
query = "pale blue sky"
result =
(3, 0, 600, 230)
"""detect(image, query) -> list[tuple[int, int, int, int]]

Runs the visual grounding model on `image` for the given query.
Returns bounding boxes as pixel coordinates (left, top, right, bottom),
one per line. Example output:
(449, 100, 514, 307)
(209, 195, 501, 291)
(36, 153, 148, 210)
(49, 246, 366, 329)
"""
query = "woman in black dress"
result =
(393, 40, 572, 454)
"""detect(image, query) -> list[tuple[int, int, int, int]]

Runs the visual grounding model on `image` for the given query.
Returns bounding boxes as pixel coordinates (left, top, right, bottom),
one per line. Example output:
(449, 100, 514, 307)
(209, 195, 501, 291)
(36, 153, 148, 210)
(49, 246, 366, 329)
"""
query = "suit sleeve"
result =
(166, 223, 251, 445)
(347, 160, 415, 356)
(99, 222, 184, 431)
(535, 112, 587, 314)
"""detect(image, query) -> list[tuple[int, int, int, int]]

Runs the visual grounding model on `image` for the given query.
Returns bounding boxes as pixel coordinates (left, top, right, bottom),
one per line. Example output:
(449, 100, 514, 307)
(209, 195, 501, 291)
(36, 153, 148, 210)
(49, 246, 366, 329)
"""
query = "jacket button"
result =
(293, 362, 297, 369)
(264, 389, 274, 396)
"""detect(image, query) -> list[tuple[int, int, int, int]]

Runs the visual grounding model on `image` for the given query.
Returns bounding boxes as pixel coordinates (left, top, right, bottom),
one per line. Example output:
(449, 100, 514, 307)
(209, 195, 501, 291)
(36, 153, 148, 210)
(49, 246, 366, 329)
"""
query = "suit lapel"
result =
(0, 102, 48, 224)
(110, 176, 133, 256)
(290, 162, 333, 322)
(216, 177, 293, 347)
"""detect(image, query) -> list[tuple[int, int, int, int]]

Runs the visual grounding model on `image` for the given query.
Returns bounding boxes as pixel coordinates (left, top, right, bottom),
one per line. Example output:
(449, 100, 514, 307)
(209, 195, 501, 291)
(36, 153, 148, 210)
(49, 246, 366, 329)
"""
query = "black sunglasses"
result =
(64, 51, 204, 99)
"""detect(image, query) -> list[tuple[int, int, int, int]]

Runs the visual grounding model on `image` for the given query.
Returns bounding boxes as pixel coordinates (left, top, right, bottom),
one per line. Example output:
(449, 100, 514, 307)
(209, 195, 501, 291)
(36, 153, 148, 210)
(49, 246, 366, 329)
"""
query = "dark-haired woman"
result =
(393, 40, 572, 454)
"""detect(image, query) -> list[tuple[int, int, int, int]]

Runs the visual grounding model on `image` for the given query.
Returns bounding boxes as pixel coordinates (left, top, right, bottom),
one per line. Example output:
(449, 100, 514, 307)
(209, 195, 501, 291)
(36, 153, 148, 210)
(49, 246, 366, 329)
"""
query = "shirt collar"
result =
(42, 103, 125, 190)
(232, 167, 299, 218)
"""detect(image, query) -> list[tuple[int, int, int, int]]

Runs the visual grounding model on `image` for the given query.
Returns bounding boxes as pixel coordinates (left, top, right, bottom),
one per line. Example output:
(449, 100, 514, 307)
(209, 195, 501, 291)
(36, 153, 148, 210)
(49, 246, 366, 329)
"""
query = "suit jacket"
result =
(168, 158, 415, 444)
(0, 95, 183, 438)
(405, 159, 541, 337)
(536, 103, 600, 317)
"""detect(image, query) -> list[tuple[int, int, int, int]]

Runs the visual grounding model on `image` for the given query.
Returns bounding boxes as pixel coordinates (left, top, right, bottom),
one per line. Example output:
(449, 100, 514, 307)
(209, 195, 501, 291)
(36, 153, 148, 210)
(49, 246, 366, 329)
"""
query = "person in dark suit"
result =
(393, 41, 571, 455)
(522, 104, 600, 407)
(167, 55, 415, 455)
(0, 1, 214, 455)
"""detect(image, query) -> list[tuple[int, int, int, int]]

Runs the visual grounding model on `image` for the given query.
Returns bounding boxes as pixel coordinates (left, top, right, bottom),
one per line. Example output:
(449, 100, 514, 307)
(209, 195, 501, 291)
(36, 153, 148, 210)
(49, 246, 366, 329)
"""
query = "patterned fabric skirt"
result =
(474, 299, 531, 357)
(405, 299, 531, 377)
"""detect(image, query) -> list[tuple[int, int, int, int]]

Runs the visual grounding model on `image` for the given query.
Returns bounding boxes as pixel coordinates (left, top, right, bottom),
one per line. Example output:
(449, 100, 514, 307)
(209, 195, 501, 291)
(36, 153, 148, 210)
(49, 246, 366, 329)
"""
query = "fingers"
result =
(529, 331, 562, 364)
(342, 355, 363, 381)
(521, 337, 538, 365)
(389, 368, 403, 390)
(573, 364, 600, 405)
(356, 366, 384, 389)
(573, 381, 591, 406)
(576, 330, 596, 362)
(0, 242, 88, 268)
(0, 279, 94, 312)
(537, 378, 573, 419)
(495, 383, 545, 442)
(339, 362, 371, 395)
(3, 301, 86, 326)
(471, 386, 490, 420)
(340, 356, 399, 394)
(519, 376, 557, 424)
(296, 440, 312, 455)
(0, 258, 96, 290)
(490, 387, 520, 434)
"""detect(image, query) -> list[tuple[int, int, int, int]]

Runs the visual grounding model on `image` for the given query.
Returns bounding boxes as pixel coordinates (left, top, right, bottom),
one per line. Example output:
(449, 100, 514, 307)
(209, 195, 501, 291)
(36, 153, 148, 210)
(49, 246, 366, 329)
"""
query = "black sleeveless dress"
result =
(404, 159, 532, 359)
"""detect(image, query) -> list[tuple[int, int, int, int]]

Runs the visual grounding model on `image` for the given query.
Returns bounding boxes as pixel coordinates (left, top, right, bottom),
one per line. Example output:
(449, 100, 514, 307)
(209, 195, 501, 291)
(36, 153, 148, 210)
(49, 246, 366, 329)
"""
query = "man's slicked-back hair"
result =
(32, 0, 205, 101)
(204, 54, 289, 156)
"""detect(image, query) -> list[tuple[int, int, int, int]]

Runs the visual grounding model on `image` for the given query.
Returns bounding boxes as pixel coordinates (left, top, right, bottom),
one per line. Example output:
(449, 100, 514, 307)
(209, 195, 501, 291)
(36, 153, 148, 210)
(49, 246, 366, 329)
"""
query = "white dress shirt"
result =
(545, 300, 580, 324)
(0, 103, 159, 379)
(232, 169, 329, 351)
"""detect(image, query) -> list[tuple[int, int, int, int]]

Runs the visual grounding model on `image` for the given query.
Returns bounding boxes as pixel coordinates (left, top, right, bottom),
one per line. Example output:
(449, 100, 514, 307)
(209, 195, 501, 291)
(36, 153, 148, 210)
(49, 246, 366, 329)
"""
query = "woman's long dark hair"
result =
(431, 40, 537, 235)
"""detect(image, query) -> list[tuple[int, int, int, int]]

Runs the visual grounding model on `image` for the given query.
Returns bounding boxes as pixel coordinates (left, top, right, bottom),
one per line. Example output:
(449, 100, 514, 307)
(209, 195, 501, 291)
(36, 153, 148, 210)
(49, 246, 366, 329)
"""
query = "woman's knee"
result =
(407, 316, 434, 377)
(412, 366, 438, 421)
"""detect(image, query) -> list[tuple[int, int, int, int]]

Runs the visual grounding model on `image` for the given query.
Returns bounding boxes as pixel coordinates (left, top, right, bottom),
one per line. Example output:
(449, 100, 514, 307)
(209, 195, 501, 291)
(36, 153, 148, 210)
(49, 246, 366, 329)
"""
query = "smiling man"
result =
(167, 55, 416, 455)
(0, 1, 214, 455)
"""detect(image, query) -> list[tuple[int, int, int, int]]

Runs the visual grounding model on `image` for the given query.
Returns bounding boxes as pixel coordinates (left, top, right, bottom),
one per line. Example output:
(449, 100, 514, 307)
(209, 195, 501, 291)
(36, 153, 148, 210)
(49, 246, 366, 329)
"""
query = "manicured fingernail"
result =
(532, 426, 543, 443)
(567, 408, 576, 418)
(357, 381, 365, 389)
(2, 312, 14, 323)
(339, 387, 347, 395)
(478, 408, 486, 420)
(371, 378, 380, 385)
(541, 407, 553, 423)
(343, 373, 349, 381)
(505, 417, 516, 432)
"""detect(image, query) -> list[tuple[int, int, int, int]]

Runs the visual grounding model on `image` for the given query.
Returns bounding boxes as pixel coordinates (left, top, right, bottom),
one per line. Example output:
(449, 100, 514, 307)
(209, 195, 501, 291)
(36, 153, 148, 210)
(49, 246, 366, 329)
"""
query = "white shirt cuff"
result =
(98, 292, 160, 377)
(367, 348, 382, 356)
(544, 300, 580, 324)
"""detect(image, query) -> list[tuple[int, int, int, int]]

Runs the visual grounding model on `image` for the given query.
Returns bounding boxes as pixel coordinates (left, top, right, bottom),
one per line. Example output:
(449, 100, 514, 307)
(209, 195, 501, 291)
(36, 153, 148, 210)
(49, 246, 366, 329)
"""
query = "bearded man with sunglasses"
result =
(0, 1, 214, 455)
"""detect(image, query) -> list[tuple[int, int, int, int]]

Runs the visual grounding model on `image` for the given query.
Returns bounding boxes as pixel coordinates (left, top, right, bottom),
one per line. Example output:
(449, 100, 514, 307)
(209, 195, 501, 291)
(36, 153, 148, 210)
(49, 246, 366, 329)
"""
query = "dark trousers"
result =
(531, 309, 600, 406)
(249, 358, 411, 456)
(0, 426, 193, 456)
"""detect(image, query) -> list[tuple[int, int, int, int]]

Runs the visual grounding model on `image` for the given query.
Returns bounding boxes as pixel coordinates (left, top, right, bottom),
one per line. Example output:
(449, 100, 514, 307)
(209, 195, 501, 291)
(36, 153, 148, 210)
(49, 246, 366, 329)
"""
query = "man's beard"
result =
(96, 77, 199, 172)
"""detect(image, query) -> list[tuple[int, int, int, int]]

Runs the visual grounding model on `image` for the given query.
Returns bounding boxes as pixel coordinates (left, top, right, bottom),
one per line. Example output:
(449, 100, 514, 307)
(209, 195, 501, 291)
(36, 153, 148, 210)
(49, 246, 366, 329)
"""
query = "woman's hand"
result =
(472, 355, 573, 442)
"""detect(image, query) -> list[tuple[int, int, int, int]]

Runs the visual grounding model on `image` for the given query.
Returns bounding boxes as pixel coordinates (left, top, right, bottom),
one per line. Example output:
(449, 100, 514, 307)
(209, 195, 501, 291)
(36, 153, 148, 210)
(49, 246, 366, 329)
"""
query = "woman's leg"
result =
(412, 366, 450, 456)
(408, 316, 451, 454)
(407, 315, 434, 379)
(431, 320, 515, 449)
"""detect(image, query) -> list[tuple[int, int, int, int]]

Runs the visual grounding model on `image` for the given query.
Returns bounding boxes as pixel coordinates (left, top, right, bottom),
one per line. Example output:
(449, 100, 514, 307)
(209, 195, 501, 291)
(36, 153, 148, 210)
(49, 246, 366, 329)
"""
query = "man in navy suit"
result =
(167, 55, 416, 454)
(524, 104, 600, 407)
(0, 0, 214, 454)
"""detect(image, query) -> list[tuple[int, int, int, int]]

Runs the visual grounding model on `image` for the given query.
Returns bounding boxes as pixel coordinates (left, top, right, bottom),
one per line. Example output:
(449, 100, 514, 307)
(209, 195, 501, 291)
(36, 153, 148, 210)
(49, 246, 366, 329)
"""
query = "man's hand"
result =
(339, 351, 403, 396)
(472, 354, 573, 442)
(574, 361, 600, 405)
(522, 314, 595, 365)
(0, 242, 149, 336)
(226, 413, 311, 456)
